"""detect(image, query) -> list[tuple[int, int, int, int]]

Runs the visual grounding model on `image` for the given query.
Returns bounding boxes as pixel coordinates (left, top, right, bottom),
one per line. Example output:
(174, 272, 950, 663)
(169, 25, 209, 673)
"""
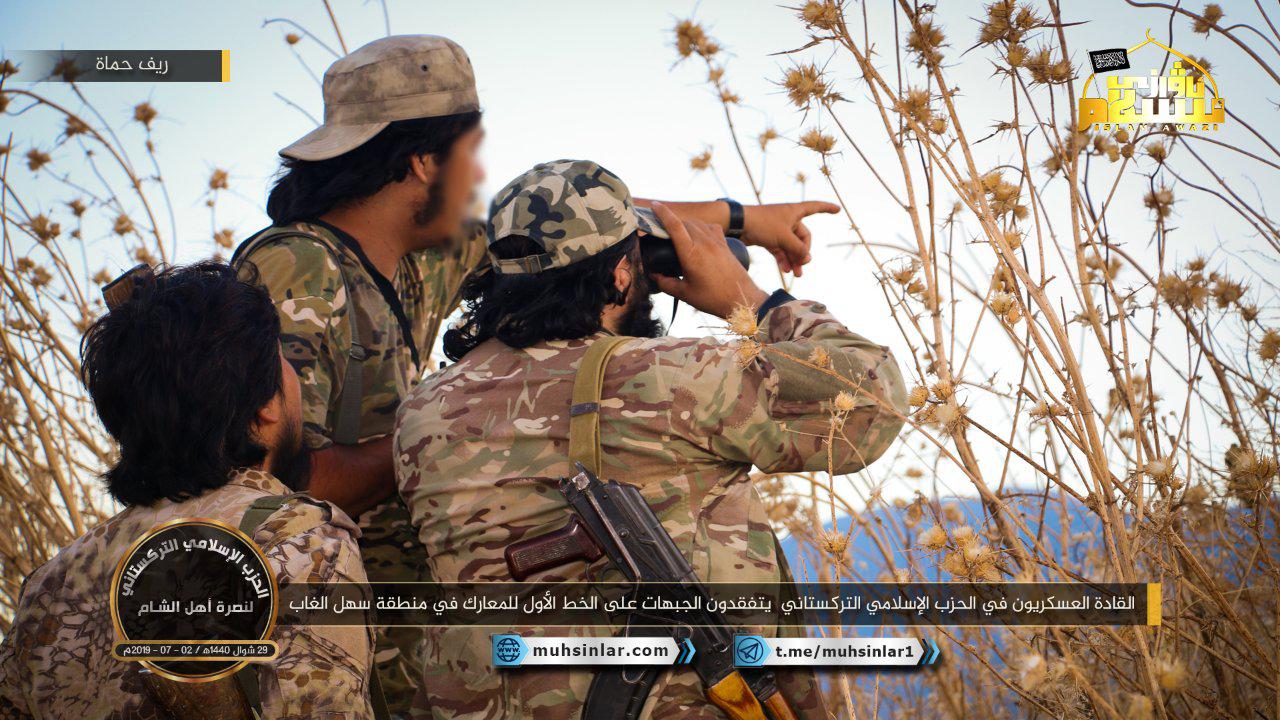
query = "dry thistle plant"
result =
(677, 2, 1279, 718)
(0, 3, 479, 629)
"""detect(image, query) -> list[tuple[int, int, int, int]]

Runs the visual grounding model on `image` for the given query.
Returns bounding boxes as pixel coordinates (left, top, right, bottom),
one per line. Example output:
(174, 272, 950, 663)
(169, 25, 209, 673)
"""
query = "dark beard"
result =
(269, 422, 312, 491)
(618, 270, 665, 339)
(411, 174, 456, 247)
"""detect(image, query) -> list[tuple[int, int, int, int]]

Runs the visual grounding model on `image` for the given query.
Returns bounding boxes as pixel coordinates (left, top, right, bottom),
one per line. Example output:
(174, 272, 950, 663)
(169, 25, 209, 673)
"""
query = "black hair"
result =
(80, 262, 284, 506)
(266, 111, 483, 224)
(443, 234, 658, 361)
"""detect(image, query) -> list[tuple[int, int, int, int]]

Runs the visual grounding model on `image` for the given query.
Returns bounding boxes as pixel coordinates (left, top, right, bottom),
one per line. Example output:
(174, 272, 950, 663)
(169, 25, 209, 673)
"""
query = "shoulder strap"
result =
(568, 335, 633, 475)
(233, 227, 368, 446)
(232, 495, 391, 720)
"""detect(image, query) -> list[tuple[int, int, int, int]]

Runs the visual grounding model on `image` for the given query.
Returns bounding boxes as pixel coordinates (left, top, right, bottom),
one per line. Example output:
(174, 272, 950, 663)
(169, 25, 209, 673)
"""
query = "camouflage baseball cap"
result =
(279, 35, 479, 161)
(487, 159, 669, 275)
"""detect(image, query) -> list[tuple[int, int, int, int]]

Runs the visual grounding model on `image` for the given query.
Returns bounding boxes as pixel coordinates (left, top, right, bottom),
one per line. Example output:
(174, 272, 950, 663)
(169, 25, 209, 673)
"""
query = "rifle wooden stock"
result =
(140, 672, 254, 720)
(705, 671, 769, 720)
(505, 517, 604, 580)
(762, 690, 799, 720)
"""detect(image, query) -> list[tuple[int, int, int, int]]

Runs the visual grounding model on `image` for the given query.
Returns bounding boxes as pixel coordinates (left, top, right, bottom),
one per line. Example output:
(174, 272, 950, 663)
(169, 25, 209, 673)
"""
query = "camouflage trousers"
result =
(359, 495, 430, 718)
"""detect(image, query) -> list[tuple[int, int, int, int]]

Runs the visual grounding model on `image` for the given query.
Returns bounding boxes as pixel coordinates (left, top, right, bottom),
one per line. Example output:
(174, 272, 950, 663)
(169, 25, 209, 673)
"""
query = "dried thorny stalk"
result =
(678, 2, 1279, 718)
(0, 1, 477, 630)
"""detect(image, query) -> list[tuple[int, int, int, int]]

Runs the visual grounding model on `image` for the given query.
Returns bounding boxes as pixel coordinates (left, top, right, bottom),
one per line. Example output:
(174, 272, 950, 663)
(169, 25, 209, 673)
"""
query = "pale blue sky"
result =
(3, 1, 1273, 503)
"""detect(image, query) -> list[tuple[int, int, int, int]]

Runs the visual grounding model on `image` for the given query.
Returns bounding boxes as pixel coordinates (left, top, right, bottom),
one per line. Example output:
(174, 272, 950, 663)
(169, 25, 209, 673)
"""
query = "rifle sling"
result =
(567, 334, 632, 474)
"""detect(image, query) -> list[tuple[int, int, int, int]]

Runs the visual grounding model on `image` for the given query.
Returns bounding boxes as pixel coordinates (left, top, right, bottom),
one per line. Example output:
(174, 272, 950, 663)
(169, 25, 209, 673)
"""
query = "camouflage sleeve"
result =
(0, 571, 38, 717)
(241, 239, 350, 450)
(693, 298, 906, 474)
(253, 498, 375, 720)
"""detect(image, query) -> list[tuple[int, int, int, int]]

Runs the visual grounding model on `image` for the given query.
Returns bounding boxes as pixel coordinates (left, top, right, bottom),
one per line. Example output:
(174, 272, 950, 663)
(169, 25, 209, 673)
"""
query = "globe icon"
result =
(735, 637, 764, 665)
(495, 636, 523, 664)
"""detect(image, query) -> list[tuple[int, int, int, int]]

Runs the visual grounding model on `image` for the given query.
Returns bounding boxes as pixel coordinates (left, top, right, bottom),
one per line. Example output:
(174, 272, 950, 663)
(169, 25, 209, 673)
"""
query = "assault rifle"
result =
(506, 462, 797, 720)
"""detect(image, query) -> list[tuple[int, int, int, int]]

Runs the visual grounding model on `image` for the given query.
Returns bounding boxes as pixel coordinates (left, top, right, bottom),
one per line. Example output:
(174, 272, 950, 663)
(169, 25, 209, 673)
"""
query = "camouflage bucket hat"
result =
(486, 159, 669, 275)
(279, 35, 479, 161)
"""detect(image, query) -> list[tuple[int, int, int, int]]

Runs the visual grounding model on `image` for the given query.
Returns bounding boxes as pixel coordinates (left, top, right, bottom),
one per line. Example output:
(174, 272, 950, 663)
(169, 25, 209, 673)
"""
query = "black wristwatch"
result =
(719, 197, 745, 238)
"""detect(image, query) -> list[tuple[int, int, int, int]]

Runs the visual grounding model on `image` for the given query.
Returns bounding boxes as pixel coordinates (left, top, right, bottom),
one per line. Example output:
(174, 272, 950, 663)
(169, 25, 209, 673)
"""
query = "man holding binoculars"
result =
(395, 159, 907, 718)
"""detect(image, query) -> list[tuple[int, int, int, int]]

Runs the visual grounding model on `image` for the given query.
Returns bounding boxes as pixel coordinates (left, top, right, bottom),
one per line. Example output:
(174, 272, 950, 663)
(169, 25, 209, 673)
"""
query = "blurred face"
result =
(414, 124, 486, 245)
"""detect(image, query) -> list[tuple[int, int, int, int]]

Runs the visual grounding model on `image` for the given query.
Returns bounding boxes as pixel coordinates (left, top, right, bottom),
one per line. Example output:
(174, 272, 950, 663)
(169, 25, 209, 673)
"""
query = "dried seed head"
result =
(757, 127, 779, 151)
(67, 198, 86, 217)
(1259, 329, 1280, 363)
(30, 215, 60, 243)
(951, 525, 977, 548)
(781, 64, 834, 110)
(1210, 277, 1245, 308)
(214, 228, 235, 250)
(209, 168, 229, 191)
(673, 19, 720, 60)
(63, 116, 90, 139)
(799, 128, 836, 154)
(284, 33, 301, 45)
(1143, 186, 1175, 219)
(733, 339, 762, 367)
(906, 18, 946, 68)
(1193, 4, 1223, 34)
(1186, 55, 1212, 83)
(917, 524, 948, 550)
(1143, 456, 1176, 482)
(798, 1, 840, 31)
(689, 148, 712, 172)
(1157, 271, 1207, 310)
(988, 290, 1018, 315)
(0, 59, 17, 78)
(727, 304, 759, 337)
(819, 530, 850, 556)
(898, 87, 934, 126)
(113, 214, 135, 237)
(1225, 444, 1278, 504)
(833, 391, 857, 413)
(53, 57, 83, 82)
(932, 400, 968, 437)
(1006, 43, 1028, 67)
(807, 345, 831, 367)
(133, 102, 158, 129)
(907, 386, 929, 407)
(26, 149, 51, 172)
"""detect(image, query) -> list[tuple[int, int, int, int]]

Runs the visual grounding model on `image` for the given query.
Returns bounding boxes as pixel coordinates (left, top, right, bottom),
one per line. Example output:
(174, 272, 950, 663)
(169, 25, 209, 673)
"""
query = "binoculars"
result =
(639, 235, 751, 279)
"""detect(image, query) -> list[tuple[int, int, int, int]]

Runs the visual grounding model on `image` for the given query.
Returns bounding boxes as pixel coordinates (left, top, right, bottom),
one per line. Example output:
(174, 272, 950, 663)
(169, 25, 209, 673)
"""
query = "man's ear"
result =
(409, 153, 438, 186)
(612, 257, 633, 301)
(255, 395, 283, 440)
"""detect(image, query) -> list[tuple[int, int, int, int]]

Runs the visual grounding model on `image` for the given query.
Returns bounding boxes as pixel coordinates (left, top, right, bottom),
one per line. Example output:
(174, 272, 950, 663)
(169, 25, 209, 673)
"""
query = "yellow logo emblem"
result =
(1078, 30, 1225, 132)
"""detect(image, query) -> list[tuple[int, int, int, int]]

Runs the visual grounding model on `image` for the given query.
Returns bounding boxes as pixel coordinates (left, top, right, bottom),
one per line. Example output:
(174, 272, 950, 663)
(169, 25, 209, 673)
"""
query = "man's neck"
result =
(319, 204, 412, 279)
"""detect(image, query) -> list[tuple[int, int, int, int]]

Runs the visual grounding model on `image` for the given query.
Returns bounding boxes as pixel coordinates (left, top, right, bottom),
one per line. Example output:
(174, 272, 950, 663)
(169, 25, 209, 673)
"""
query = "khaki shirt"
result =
(395, 299, 907, 719)
(0, 469, 374, 719)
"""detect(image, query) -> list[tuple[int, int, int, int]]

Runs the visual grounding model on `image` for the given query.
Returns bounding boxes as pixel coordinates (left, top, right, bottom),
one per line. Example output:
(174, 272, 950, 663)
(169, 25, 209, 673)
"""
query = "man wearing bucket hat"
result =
(237, 33, 847, 714)
(395, 159, 907, 718)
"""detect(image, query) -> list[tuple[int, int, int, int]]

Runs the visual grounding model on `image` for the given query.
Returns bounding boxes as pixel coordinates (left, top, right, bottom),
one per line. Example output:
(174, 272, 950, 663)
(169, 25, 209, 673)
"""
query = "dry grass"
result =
(678, 2, 1279, 718)
(0, 3, 479, 631)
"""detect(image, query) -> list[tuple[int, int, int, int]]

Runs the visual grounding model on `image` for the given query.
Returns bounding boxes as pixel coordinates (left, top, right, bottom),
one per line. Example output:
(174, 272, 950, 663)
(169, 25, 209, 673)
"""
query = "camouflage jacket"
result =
(395, 298, 907, 719)
(0, 469, 375, 720)
(236, 220, 478, 450)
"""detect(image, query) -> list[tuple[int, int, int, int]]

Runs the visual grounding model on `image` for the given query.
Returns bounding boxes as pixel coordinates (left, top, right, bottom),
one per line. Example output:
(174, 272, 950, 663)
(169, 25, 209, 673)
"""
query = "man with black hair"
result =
(0, 262, 375, 719)
(396, 160, 907, 717)
(237, 33, 850, 713)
